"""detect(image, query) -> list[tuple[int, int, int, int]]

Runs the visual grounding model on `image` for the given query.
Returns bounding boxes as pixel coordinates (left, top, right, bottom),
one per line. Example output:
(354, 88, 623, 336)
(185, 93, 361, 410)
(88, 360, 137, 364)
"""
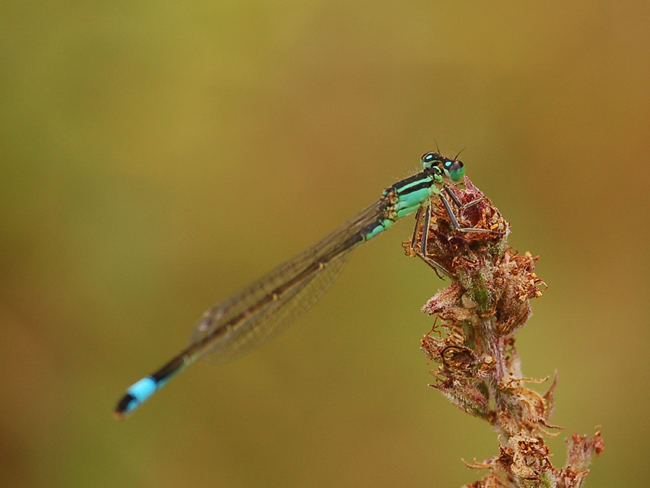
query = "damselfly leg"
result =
(409, 183, 502, 277)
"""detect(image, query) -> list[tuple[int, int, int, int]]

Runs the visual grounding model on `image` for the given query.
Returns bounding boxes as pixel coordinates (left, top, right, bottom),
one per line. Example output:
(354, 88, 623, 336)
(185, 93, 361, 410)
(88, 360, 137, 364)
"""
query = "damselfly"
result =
(114, 152, 471, 418)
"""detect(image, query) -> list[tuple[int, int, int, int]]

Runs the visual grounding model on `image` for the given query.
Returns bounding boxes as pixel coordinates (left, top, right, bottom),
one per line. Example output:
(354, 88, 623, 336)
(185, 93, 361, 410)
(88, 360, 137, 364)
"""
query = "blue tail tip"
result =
(114, 377, 157, 419)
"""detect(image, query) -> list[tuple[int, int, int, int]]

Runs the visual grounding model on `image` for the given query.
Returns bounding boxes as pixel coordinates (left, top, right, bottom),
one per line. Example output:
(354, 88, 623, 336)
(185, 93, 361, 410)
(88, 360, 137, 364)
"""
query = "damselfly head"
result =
(420, 152, 466, 182)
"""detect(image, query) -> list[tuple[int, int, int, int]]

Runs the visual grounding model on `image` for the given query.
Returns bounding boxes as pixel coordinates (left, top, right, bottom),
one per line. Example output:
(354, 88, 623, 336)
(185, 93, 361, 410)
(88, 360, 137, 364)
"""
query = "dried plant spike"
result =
(407, 176, 603, 487)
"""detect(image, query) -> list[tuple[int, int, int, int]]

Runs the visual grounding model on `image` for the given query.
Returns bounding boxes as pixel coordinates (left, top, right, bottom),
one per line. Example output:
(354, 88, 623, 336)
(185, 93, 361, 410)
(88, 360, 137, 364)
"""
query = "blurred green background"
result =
(2, 1, 648, 487)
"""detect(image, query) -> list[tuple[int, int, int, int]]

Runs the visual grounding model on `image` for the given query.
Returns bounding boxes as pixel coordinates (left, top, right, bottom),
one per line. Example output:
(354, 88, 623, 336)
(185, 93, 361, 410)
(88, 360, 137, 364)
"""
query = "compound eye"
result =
(448, 160, 465, 181)
(420, 152, 440, 170)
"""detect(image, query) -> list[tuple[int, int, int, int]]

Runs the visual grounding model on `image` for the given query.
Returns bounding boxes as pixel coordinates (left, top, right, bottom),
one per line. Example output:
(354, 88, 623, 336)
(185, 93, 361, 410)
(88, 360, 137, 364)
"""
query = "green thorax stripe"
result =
(391, 172, 438, 213)
(361, 172, 439, 243)
(391, 172, 436, 195)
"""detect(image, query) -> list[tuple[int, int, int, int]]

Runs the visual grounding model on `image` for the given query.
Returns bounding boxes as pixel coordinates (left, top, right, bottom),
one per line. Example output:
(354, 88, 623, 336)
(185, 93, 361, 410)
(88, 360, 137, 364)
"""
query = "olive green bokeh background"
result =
(2, 1, 649, 487)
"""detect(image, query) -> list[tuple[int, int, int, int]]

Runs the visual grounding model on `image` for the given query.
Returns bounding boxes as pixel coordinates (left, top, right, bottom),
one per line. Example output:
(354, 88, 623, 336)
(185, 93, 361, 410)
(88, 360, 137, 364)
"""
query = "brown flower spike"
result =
(403, 177, 603, 487)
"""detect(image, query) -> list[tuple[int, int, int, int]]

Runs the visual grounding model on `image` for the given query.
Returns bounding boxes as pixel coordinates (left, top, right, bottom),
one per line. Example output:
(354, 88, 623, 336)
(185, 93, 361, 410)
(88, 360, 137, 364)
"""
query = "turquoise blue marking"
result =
(114, 151, 466, 418)
(125, 377, 157, 410)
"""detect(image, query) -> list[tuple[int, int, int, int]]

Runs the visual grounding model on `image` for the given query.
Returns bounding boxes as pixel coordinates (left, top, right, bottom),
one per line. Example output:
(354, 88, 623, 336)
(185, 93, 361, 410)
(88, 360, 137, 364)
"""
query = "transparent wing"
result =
(188, 197, 390, 363)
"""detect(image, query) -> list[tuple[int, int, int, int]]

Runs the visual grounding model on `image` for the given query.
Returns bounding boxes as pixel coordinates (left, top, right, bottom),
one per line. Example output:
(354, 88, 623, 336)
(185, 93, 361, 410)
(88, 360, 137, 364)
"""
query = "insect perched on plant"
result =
(114, 151, 484, 418)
